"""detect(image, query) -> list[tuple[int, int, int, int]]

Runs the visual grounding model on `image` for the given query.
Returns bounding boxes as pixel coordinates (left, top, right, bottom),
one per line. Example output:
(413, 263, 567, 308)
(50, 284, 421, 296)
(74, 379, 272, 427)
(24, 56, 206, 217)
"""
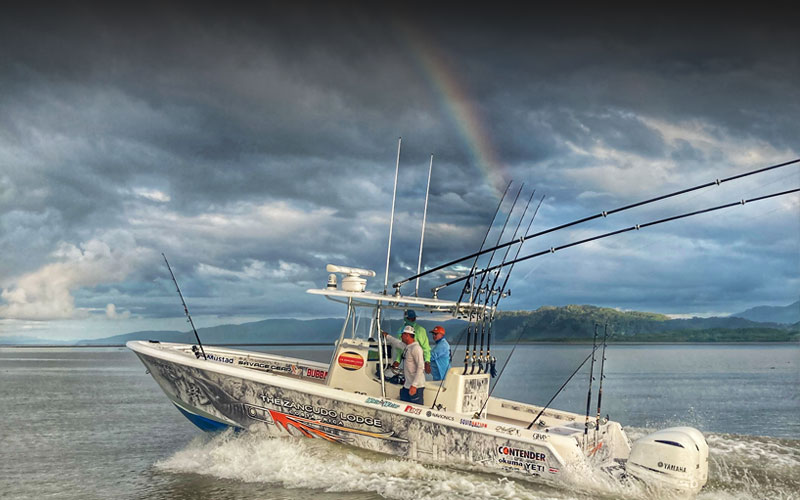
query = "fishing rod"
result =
(470, 183, 525, 373)
(476, 188, 537, 373)
(484, 194, 546, 377)
(461, 274, 479, 373)
(394, 158, 800, 292)
(433, 187, 800, 292)
(464, 184, 521, 373)
(162, 253, 206, 360)
(473, 308, 535, 418)
(527, 342, 603, 429)
(459, 181, 512, 374)
(456, 180, 512, 305)
(595, 323, 609, 447)
(584, 324, 599, 449)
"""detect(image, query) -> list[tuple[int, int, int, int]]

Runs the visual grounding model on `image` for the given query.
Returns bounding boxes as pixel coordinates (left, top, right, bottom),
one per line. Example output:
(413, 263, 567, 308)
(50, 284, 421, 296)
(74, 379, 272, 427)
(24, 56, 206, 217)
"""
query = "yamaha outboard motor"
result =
(626, 427, 709, 494)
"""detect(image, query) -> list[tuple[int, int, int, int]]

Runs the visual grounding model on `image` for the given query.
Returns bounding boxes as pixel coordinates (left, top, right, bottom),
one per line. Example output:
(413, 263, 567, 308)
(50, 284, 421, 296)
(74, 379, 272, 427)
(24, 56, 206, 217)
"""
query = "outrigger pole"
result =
(162, 253, 206, 360)
(393, 158, 800, 292)
(383, 137, 402, 295)
(415, 154, 434, 297)
(434, 187, 800, 292)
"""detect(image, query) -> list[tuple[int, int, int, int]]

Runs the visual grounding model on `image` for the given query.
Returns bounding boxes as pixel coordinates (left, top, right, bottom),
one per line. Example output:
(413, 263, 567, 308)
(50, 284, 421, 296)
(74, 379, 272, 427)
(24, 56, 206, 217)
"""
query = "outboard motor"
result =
(626, 427, 709, 494)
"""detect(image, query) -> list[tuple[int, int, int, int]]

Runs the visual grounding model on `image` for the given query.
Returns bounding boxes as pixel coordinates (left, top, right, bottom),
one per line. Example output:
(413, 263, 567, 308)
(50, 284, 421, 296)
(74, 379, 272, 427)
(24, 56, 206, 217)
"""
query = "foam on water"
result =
(699, 432, 800, 500)
(628, 426, 799, 500)
(155, 429, 798, 500)
(156, 431, 619, 500)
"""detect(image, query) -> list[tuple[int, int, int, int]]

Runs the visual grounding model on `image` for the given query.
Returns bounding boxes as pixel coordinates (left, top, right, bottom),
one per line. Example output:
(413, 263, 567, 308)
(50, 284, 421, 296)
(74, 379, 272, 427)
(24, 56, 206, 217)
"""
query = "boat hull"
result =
(130, 340, 706, 496)
(131, 341, 571, 483)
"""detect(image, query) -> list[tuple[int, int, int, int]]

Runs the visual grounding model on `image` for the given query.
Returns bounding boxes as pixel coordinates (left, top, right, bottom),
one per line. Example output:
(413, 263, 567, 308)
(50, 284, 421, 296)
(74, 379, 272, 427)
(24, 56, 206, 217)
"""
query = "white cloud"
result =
(196, 259, 304, 281)
(133, 187, 171, 203)
(105, 303, 131, 320)
(559, 112, 798, 198)
(0, 231, 154, 320)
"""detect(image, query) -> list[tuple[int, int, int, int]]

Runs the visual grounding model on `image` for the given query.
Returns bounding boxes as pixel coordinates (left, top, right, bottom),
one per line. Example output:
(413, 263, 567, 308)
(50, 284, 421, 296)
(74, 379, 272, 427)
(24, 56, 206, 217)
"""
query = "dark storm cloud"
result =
(0, 4, 797, 336)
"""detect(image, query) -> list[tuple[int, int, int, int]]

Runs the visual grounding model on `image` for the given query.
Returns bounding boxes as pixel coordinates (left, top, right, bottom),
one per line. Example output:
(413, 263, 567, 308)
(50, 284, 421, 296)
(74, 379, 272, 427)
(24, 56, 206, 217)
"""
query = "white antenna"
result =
(415, 153, 433, 296)
(383, 137, 402, 294)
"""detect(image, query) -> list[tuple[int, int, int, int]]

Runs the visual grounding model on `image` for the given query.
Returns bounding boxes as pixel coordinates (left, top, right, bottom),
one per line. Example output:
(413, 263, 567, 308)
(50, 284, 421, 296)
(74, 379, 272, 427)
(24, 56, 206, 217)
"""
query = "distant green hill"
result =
(489, 305, 798, 343)
(4, 304, 797, 346)
(73, 318, 468, 345)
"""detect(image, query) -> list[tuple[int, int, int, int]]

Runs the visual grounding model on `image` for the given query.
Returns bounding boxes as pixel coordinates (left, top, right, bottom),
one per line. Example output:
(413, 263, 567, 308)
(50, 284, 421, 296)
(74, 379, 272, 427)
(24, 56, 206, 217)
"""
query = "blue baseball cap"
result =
(405, 309, 416, 320)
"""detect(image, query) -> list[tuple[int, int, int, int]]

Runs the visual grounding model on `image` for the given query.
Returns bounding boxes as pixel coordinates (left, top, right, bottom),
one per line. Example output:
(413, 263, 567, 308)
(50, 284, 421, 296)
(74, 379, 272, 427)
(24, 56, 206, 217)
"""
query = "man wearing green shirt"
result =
(392, 309, 431, 375)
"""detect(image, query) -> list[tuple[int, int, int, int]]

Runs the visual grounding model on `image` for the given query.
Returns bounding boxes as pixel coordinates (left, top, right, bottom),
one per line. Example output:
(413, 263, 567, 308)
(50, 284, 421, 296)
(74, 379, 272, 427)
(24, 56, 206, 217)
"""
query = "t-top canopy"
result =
(306, 288, 491, 317)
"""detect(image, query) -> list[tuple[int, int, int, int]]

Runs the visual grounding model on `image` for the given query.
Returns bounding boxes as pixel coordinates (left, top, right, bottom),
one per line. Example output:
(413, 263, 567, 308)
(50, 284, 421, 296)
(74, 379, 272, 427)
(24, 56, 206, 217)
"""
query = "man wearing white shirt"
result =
(382, 325, 425, 405)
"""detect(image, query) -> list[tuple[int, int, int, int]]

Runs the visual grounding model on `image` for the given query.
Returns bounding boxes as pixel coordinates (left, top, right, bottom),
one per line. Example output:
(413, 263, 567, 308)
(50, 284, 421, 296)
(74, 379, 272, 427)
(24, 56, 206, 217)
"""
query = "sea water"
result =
(0, 344, 797, 499)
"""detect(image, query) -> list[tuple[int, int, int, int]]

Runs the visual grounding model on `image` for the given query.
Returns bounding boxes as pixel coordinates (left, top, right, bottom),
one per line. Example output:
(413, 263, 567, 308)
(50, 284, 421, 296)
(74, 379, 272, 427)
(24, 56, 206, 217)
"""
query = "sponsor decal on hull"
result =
(236, 358, 293, 373)
(404, 405, 422, 415)
(337, 352, 365, 371)
(495, 445, 548, 475)
(246, 401, 407, 444)
(498, 457, 545, 474)
(206, 353, 234, 364)
(426, 410, 455, 421)
(365, 397, 400, 409)
(306, 368, 328, 380)
(461, 418, 488, 429)
(260, 395, 382, 426)
(494, 425, 520, 436)
(497, 446, 547, 461)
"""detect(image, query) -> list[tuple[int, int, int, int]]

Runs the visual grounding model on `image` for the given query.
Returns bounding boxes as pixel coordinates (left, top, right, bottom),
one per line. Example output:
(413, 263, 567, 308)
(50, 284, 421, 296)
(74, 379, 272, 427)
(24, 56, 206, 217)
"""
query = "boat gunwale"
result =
(127, 339, 579, 453)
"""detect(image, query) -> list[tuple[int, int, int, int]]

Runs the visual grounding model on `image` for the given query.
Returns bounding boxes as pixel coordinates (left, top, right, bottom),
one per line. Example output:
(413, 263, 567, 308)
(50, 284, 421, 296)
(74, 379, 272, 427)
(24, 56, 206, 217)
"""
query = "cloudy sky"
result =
(1, 4, 798, 340)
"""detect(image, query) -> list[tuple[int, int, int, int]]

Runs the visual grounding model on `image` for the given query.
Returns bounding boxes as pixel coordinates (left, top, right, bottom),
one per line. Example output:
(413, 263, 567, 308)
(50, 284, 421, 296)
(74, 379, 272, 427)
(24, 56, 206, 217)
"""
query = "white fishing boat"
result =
(128, 156, 799, 496)
(129, 267, 708, 496)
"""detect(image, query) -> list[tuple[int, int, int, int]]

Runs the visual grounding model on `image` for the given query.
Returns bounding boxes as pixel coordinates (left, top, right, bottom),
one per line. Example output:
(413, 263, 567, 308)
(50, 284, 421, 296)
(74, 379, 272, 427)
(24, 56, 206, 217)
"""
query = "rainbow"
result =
(399, 22, 510, 194)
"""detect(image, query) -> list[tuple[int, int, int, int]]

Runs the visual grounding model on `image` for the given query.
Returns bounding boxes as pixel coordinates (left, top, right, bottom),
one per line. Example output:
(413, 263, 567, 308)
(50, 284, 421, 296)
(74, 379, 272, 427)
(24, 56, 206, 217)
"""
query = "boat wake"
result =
(155, 428, 799, 500)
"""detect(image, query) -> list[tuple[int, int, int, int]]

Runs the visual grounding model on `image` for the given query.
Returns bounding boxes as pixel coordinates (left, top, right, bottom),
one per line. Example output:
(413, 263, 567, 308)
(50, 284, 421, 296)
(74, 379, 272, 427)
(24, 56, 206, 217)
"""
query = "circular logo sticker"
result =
(337, 351, 365, 371)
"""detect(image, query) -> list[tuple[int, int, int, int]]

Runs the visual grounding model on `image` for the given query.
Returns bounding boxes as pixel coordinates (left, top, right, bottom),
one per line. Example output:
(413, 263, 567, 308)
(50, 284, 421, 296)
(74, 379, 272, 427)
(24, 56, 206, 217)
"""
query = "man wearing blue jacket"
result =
(429, 325, 450, 380)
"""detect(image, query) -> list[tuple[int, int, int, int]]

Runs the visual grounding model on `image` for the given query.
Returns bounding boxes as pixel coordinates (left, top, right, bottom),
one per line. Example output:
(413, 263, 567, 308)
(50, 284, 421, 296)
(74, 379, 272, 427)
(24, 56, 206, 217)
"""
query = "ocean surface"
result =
(1, 343, 797, 500)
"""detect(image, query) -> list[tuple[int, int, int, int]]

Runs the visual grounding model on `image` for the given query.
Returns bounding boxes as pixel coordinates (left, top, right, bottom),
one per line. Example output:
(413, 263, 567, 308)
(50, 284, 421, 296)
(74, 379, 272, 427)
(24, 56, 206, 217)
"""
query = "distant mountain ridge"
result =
(491, 305, 798, 342)
(2, 303, 797, 345)
(0, 335, 72, 345)
(729, 300, 800, 324)
(75, 318, 467, 345)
